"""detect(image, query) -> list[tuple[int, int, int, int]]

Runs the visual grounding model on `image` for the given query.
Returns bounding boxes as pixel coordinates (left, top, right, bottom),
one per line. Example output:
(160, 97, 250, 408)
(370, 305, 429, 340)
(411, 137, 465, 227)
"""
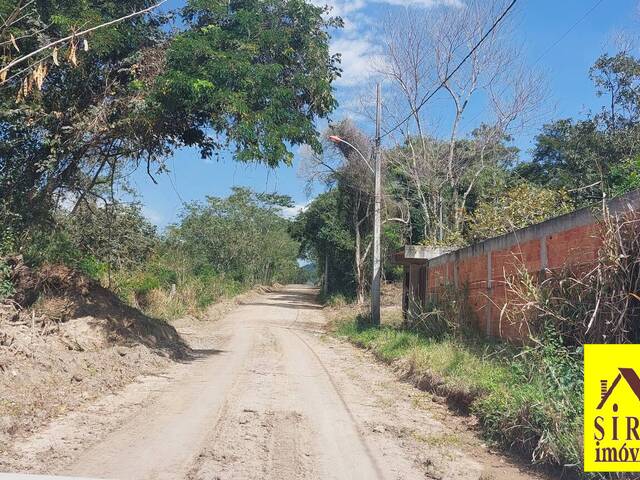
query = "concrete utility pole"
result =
(371, 83, 382, 326)
(323, 254, 329, 297)
(328, 83, 382, 326)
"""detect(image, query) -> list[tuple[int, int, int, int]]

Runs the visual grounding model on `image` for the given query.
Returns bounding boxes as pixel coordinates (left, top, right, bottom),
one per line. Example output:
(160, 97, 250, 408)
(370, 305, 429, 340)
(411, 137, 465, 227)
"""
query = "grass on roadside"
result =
(333, 313, 583, 473)
(112, 265, 248, 321)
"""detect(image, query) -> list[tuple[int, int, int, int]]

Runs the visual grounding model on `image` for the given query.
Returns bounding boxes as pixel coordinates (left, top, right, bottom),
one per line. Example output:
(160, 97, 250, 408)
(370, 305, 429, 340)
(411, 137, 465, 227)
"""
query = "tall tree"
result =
(518, 51, 640, 205)
(0, 0, 168, 239)
(0, 0, 341, 247)
(292, 189, 355, 297)
(169, 187, 301, 285)
(378, 0, 541, 244)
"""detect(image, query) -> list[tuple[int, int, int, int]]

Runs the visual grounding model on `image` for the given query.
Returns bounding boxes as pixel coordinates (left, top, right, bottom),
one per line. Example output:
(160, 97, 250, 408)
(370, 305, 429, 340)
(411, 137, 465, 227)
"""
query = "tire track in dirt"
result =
(4, 286, 549, 480)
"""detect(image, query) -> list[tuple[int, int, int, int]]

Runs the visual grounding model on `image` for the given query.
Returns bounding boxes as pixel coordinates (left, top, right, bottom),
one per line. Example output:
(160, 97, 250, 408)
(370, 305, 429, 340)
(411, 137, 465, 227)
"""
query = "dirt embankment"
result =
(0, 257, 188, 450)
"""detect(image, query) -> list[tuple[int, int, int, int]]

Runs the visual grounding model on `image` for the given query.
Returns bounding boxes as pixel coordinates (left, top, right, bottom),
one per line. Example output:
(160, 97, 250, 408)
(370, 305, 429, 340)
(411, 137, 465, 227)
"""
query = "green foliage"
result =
(609, 155, 640, 197)
(100, 188, 305, 320)
(0, 258, 14, 300)
(20, 202, 156, 279)
(170, 187, 302, 285)
(61, 202, 158, 271)
(110, 247, 248, 320)
(590, 52, 640, 129)
(335, 315, 583, 472)
(518, 52, 640, 206)
(154, 0, 341, 166)
(385, 129, 518, 246)
(0, 0, 168, 233)
(292, 189, 356, 296)
(475, 326, 583, 468)
(0, 0, 341, 240)
(24, 228, 90, 269)
(468, 183, 574, 241)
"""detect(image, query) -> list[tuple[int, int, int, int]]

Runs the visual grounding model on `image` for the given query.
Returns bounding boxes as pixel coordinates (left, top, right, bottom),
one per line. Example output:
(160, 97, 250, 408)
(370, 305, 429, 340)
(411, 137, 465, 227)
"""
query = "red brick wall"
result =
(420, 191, 640, 340)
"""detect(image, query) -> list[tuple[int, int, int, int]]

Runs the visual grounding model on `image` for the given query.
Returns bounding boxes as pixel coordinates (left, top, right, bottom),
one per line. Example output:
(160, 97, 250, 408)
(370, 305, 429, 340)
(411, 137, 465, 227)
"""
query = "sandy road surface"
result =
(4, 286, 545, 480)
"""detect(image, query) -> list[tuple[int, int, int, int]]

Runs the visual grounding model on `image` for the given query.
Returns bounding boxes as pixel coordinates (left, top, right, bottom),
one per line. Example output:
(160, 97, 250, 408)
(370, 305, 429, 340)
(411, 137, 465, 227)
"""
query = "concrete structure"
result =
(396, 189, 640, 340)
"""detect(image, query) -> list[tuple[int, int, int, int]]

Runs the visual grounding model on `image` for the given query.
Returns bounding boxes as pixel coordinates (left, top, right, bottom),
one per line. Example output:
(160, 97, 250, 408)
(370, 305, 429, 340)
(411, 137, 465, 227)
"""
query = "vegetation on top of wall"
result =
(467, 183, 574, 242)
(503, 208, 640, 345)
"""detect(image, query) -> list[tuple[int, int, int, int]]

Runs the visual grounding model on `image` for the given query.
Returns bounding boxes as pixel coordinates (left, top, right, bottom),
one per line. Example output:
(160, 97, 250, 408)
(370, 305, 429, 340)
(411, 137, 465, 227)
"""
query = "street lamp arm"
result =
(327, 136, 375, 175)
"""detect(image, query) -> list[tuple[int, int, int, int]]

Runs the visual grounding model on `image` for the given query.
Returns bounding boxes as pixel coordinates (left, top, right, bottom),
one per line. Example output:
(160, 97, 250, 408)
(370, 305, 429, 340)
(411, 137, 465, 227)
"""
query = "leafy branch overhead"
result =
(0, 1, 167, 98)
(0, 0, 342, 240)
(156, 0, 342, 166)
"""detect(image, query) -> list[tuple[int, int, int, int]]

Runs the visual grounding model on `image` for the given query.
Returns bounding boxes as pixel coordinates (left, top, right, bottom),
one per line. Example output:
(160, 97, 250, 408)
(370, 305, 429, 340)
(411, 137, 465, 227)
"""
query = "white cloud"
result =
(376, 0, 462, 6)
(311, 0, 366, 16)
(311, 0, 461, 16)
(317, 0, 460, 87)
(332, 37, 383, 87)
(280, 203, 309, 219)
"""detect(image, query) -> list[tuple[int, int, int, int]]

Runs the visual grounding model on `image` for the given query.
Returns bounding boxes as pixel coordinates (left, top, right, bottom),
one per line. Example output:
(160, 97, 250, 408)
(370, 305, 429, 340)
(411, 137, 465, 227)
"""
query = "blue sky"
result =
(133, 0, 638, 228)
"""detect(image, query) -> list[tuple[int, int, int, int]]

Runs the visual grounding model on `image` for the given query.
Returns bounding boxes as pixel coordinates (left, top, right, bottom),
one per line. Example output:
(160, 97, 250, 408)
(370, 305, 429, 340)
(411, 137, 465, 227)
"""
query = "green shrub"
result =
(24, 229, 84, 268)
(0, 259, 14, 300)
(77, 257, 108, 280)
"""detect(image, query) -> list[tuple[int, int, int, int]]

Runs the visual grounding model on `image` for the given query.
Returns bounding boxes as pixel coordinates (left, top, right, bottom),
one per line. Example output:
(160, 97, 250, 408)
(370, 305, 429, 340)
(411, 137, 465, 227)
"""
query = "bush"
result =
(320, 292, 353, 307)
(0, 258, 14, 300)
(503, 208, 640, 344)
(473, 326, 583, 467)
(405, 283, 476, 340)
(110, 256, 248, 321)
(77, 257, 109, 280)
(468, 183, 574, 242)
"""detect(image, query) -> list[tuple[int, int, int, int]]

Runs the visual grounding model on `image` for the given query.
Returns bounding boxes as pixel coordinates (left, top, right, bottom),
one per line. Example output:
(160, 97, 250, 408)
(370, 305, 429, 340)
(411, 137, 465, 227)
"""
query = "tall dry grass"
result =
(502, 207, 640, 345)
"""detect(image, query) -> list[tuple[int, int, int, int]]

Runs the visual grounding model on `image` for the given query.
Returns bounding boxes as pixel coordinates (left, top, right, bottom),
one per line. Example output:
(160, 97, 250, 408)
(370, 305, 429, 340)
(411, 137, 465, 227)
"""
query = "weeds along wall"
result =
(400, 189, 640, 341)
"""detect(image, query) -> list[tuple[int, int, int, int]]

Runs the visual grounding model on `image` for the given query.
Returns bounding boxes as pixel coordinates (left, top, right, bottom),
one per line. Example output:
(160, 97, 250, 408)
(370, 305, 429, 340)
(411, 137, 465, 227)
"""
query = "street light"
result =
(328, 83, 382, 326)
(328, 136, 375, 174)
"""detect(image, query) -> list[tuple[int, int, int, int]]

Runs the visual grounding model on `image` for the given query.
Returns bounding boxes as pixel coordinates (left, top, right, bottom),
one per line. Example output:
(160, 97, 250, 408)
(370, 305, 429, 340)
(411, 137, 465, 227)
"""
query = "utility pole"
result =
(327, 84, 382, 325)
(371, 83, 382, 326)
(323, 254, 329, 297)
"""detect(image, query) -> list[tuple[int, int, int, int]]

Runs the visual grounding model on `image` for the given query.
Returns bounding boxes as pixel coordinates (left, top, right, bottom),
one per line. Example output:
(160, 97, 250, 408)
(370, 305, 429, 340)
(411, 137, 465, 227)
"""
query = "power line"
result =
(461, 0, 605, 134)
(380, 0, 518, 140)
(532, 0, 604, 66)
(166, 170, 186, 205)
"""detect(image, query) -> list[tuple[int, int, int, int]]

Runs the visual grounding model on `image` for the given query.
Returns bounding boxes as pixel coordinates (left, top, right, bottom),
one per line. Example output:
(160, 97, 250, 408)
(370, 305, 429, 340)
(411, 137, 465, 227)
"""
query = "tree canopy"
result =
(0, 0, 341, 241)
(517, 52, 640, 206)
(157, 0, 341, 165)
(168, 187, 302, 285)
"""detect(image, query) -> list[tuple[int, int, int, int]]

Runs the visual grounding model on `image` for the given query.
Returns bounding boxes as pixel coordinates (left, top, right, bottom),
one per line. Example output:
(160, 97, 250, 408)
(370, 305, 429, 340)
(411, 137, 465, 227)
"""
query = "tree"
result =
(378, 0, 541, 244)
(291, 189, 355, 297)
(153, 0, 342, 166)
(515, 119, 609, 206)
(0, 0, 342, 247)
(590, 52, 640, 131)
(61, 202, 158, 271)
(386, 127, 517, 245)
(467, 183, 573, 241)
(169, 187, 301, 285)
(518, 52, 640, 206)
(0, 0, 171, 240)
(301, 120, 376, 303)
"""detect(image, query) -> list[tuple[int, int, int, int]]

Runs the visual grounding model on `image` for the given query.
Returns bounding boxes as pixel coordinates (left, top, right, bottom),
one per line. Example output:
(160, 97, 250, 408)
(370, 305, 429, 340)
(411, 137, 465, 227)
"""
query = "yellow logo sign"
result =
(585, 344, 640, 472)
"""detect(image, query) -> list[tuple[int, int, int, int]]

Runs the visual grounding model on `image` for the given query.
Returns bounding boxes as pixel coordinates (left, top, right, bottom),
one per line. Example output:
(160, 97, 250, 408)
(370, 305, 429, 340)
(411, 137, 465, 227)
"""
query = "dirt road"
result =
(6, 286, 544, 480)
